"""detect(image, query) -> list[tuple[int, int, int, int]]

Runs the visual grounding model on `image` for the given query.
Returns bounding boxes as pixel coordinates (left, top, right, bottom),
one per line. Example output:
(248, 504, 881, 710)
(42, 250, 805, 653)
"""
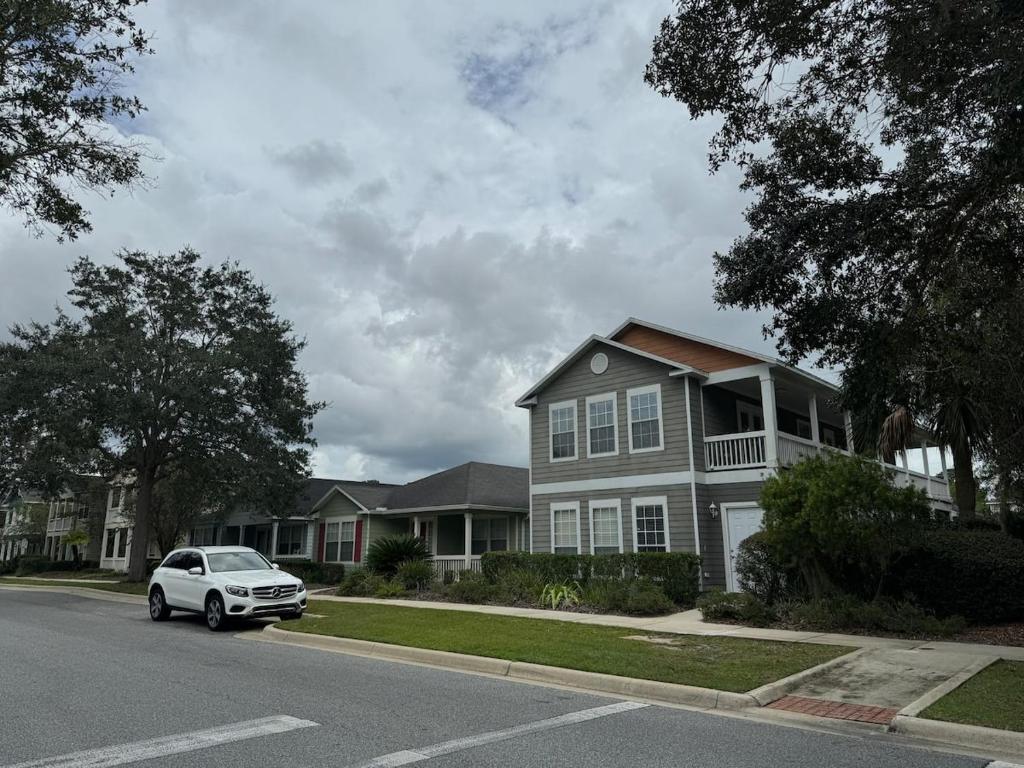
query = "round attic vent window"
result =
(590, 352, 609, 374)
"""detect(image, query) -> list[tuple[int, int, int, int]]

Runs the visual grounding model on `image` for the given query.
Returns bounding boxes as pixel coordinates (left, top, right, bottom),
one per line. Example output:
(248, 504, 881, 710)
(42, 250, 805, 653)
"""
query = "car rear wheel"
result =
(149, 587, 171, 621)
(205, 593, 227, 631)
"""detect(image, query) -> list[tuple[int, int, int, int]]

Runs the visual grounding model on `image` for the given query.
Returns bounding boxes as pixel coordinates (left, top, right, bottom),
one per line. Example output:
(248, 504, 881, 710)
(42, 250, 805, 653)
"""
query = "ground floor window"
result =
(276, 523, 306, 556)
(471, 518, 508, 555)
(325, 520, 355, 562)
(221, 526, 240, 546)
(589, 499, 622, 555)
(632, 497, 668, 552)
(104, 530, 115, 558)
(192, 526, 217, 546)
(550, 502, 580, 554)
(116, 528, 129, 558)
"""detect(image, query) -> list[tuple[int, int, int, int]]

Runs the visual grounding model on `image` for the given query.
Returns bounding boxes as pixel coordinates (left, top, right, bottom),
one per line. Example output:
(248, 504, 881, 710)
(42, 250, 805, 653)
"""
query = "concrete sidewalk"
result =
(311, 594, 1024, 661)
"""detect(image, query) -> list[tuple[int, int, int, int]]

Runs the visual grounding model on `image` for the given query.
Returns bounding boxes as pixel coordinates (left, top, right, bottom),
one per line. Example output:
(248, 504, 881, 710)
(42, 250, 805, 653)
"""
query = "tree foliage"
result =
(0, 0, 153, 240)
(0, 249, 323, 579)
(759, 453, 931, 599)
(647, 1, 1024, 510)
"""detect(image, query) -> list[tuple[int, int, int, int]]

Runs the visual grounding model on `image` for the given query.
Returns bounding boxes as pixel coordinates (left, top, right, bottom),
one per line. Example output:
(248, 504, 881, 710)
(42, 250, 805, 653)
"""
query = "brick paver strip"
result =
(767, 695, 898, 725)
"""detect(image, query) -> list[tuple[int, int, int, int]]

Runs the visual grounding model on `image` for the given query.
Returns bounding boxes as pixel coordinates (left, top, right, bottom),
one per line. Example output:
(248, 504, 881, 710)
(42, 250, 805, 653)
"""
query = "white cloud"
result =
(0, 0, 795, 483)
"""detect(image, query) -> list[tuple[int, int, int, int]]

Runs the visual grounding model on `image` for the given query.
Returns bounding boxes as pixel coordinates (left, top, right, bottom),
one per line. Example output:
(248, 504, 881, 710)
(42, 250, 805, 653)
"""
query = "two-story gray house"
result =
(517, 318, 953, 590)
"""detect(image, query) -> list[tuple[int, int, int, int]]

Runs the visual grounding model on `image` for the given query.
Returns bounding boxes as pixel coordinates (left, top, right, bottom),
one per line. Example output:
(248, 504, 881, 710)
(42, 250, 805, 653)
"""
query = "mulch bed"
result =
(954, 622, 1024, 647)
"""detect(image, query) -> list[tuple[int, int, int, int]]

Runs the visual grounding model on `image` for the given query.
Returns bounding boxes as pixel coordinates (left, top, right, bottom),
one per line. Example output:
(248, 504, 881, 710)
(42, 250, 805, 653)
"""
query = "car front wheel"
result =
(149, 588, 171, 621)
(205, 593, 227, 632)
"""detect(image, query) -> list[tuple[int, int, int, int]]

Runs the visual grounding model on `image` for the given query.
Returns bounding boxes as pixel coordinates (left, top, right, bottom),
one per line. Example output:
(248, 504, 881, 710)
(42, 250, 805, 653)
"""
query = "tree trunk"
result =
(951, 441, 976, 521)
(127, 468, 156, 582)
(998, 473, 1011, 533)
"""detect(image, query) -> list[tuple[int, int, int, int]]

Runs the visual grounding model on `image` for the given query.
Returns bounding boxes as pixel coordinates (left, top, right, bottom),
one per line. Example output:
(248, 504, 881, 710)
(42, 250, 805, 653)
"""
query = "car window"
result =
(207, 551, 273, 573)
(161, 553, 184, 570)
(182, 552, 204, 573)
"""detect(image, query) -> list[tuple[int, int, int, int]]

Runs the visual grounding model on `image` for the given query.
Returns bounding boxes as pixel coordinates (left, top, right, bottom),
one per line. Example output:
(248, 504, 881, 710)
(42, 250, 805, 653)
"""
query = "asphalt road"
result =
(0, 589, 1001, 768)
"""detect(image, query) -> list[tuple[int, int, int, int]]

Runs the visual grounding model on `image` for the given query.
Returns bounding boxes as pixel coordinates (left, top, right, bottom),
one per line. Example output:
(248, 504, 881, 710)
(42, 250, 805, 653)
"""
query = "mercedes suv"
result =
(148, 546, 307, 631)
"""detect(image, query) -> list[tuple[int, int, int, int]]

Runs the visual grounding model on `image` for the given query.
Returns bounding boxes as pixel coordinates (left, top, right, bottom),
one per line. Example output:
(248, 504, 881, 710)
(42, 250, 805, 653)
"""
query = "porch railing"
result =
(431, 555, 482, 580)
(704, 431, 766, 470)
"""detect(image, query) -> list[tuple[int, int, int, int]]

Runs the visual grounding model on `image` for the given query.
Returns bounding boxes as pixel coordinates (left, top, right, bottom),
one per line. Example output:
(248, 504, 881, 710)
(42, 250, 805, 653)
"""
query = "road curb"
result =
(0, 583, 146, 605)
(259, 625, 758, 710)
(890, 714, 1024, 759)
(746, 647, 869, 706)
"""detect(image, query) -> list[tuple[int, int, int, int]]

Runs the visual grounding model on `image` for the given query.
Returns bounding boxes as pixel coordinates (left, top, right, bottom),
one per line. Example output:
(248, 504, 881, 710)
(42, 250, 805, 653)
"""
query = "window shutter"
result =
(316, 522, 326, 562)
(353, 519, 363, 563)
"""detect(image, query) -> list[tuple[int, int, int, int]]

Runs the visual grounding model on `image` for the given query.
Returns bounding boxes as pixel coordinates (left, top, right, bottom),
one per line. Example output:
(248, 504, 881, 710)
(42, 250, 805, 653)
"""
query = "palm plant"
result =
(365, 534, 430, 577)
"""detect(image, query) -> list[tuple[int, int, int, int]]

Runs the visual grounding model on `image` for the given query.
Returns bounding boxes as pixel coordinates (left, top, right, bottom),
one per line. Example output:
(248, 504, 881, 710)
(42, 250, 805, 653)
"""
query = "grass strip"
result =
(0, 577, 148, 595)
(282, 601, 848, 693)
(922, 660, 1024, 733)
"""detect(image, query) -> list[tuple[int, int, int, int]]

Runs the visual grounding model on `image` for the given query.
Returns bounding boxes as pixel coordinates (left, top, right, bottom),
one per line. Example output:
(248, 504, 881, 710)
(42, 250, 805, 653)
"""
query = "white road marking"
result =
(351, 700, 648, 767)
(2, 715, 319, 768)
(988, 763, 1024, 768)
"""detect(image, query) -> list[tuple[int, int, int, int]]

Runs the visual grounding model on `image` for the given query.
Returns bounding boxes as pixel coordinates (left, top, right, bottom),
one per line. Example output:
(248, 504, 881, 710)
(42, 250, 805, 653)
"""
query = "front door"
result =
(724, 505, 765, 592)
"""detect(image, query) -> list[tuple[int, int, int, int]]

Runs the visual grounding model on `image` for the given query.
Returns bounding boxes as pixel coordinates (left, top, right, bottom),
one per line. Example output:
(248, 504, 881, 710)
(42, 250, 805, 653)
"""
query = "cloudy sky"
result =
(0, 1, 792, 483)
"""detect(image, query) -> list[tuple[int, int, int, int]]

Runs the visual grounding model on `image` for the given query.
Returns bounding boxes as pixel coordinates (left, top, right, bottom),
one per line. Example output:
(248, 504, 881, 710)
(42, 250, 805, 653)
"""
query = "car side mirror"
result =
(271, 563, 280, 570)
(187, 566, 203, 576)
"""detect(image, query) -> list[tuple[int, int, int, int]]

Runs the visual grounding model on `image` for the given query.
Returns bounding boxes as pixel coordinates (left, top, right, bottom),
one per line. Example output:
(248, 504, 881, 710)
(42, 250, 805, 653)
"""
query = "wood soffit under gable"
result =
(612, 325, 761, 373)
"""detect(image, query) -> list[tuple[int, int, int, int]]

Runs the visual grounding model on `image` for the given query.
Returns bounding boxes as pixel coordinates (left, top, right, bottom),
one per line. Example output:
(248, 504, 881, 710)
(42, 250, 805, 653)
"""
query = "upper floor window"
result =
(627, 385, 663, 453)
(549, 400, 578, 462)
(586, 393, 618, 457)
(736, 400, 764, 433)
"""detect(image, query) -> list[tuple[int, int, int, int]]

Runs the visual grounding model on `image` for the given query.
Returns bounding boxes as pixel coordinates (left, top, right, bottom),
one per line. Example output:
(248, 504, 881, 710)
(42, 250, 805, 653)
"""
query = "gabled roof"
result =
(514, 334, 708, 407)
(290, 477, 399, 517)
(381, 462, 528, 513)
(609, 317, 839, 392)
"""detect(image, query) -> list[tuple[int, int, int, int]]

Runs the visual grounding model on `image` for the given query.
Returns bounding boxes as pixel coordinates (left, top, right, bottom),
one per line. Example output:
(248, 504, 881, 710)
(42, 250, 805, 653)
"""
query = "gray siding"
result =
(532, 484, 694, 557)
(319, 493, 363, 519)
(694, 481, 765, 589)
(531, 345, 690, 484)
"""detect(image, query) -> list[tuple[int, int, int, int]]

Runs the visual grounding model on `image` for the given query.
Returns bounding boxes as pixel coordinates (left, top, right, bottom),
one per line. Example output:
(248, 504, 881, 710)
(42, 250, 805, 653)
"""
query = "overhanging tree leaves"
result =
(0, 249, 323, 580)
(0, 0, 153, 240)
(646, 1, 1024, 512)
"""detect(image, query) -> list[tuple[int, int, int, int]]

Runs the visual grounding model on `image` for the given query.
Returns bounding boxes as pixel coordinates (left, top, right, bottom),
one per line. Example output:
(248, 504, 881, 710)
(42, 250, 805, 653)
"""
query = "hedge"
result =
(276, 560, 346, 585)
(13, 556, 100, 575)
(890, 530, 1024, 624)
(480, 551, 701, 606)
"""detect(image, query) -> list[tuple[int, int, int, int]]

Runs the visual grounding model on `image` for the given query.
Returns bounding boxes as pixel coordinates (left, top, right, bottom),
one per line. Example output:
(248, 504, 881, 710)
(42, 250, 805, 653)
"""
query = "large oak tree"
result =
(0, 249, 323, 580)
(646, 1, 1024, 515)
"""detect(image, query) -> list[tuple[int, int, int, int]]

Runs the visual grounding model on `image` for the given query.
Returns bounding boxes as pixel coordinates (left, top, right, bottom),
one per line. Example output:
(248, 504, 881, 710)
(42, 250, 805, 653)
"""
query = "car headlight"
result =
(225, 585, 249, 597)
(296, 581, 306, 593)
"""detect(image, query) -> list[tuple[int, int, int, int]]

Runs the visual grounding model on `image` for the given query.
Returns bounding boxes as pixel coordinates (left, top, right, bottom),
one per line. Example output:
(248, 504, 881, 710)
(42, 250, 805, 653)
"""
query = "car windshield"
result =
(206, 551, 273, 573)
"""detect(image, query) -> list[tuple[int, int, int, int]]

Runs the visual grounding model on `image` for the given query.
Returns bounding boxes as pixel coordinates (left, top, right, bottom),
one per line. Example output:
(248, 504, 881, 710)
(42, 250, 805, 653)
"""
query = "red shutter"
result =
(316, 522, 326, 562)
(353, 519, 363, 563)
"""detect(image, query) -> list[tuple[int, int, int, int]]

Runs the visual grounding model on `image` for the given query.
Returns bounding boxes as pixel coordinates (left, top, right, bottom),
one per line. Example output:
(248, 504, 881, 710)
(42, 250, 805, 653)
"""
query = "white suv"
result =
(148, 546, 307, 631)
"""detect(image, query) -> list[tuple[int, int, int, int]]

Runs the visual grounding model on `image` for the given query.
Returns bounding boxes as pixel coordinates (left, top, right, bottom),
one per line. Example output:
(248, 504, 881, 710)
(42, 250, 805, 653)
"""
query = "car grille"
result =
(251, 584, 298, 600)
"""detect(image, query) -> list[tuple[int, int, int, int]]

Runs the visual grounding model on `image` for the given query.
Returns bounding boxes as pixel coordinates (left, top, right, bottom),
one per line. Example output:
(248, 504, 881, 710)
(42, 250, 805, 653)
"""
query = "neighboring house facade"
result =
(0, 487, 49, 562)
(187, 462, 529, 577)
(516, 318, 954, 591)
(43, 478, 108, 564)
(99, 483, 161, 571)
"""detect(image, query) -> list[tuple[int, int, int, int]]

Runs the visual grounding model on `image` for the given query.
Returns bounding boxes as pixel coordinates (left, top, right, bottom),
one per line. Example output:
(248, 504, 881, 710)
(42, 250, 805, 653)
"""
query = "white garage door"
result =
(725, 505, 764, 592)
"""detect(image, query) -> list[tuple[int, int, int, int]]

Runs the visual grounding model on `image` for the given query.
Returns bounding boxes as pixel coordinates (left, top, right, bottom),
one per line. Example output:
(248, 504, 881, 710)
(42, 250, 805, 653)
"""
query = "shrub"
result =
(280, 560, 345, 585)
(443, 571, 495, 604)
(493, 568, 545, 606)
(735, 531, 792, 605)
(580, 578, 676, 615)
(395, 559, 436, 592)
(889, 529, 1024, 624)
(540, 581, 582, 610)
(336, 568, 384, 597)
(374, 578, 406, 598)
(697, 590, 774, 627)
(365, 534, 429, 577)
(760, 453, 930, 598)
(0, 557, 17, 576)
(777, 595, 966, 637)
(479, 551, 701, 606)
(14, 555, 52, 575)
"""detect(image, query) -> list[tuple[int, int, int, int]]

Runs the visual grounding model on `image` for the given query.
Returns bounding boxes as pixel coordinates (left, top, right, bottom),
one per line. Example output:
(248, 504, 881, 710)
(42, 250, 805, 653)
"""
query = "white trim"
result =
(548, 399, 579, 463)
(684, 377, 702, 563)
(702, 364, 773, 386)
(626, 383, 665, 454)
(377, 504, 526, 515)
(528, 408, 534, 554)
(311, 485, 370, 514)
(515, 335, 707, 407)
(322, 516, 358, 564)
(587, 498, 623, 554)
(720, 501, 763, 592)
(530, 467, 775, 495)
(630, 495, 670, 553)
(584, 392, 619, 458)
(549, 501, 581, 554)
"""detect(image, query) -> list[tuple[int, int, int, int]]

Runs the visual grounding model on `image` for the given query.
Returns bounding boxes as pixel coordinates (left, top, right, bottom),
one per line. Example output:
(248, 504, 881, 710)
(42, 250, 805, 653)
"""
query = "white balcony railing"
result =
(431, 556, 482, 580)
(704, 431, 766, 470)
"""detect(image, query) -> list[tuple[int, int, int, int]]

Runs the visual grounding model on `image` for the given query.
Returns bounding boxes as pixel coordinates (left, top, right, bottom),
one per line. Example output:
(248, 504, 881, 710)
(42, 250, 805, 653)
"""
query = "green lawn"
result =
(0, 577, 148, 595)
(922, 660, 1024, 732)
(281, 601, 849, 693)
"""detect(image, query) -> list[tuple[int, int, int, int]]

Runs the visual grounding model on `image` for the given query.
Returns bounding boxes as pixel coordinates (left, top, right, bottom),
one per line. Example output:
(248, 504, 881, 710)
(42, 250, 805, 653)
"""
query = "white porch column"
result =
(921, 440, 932, 498)
(270, 520, 279, 559)
(843, 411, 854, 453)
(759, 373, 779, 468)
(808, 393, 821, 447)
(464, 512, 473, 568)
(239, 524, 246, 548)
(412, 515, 420, 540)
(939, 447, 950, 490)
